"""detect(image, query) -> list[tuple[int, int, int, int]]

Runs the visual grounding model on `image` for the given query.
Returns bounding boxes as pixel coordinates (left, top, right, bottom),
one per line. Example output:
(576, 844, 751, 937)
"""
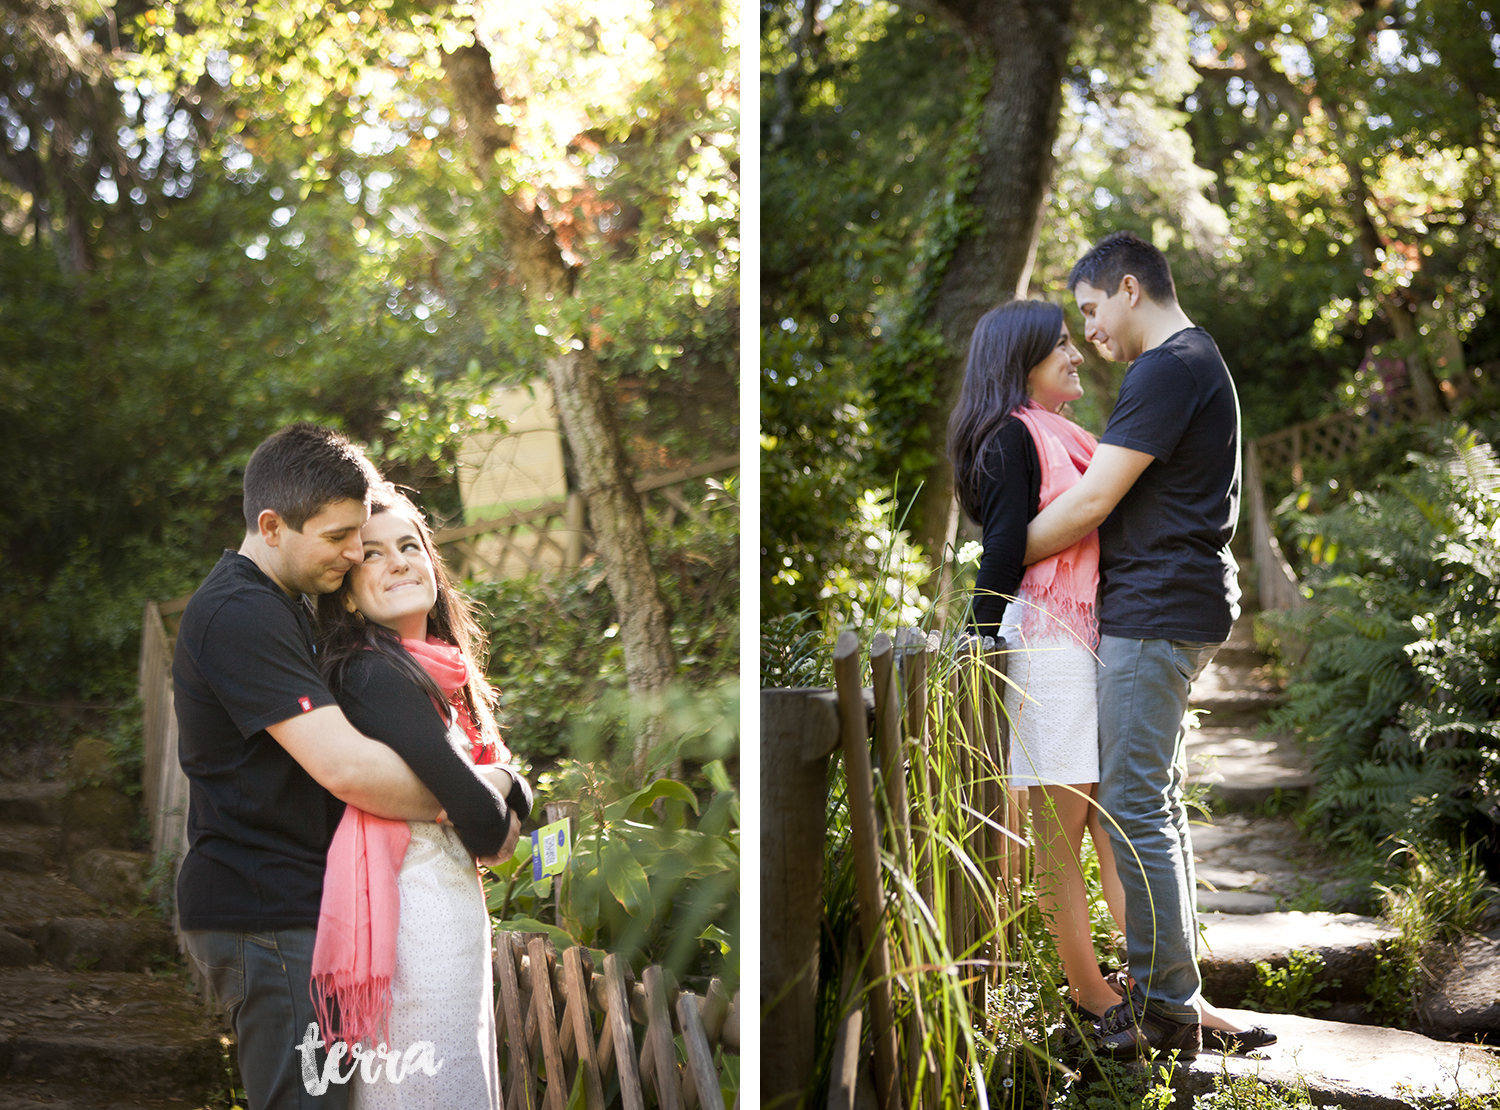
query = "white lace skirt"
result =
(351, 820, 500, 1110)
(999, 595, 1100, 790)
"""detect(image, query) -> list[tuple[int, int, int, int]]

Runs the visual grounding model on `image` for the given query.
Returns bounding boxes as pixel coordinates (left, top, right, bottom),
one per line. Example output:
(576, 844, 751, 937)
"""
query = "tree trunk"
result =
(898, 0, 1075, 563)
(442, 41, 677, 777)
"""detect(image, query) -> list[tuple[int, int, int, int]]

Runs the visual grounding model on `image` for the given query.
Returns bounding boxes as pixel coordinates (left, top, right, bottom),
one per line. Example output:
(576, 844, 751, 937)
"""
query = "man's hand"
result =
(1025, 444, 1155, 564)
(267, 706, 441, 821)
(477, 812, 524, 869)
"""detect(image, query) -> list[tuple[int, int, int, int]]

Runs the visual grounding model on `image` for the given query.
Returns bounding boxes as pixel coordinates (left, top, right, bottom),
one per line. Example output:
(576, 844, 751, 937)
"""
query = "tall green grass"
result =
(775, 619, 1181, 1108)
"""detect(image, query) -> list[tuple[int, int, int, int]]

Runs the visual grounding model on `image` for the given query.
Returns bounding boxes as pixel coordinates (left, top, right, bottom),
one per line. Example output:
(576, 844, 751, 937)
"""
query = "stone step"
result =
(0, 874, 102, 933)
(0, 970, 222, 1101)
(68, 850, 152, 912)
(1186, 727, 1317, 811)
(1197, 910, 1396, 1011)
(1188, 660, 1284, 727)
(1214, 611, 1265, 661)
(0, 825, 61, 874)
(35, 919, 176, 974)
(1418, 927, 1500, 1042)
(1168, 1009, 1500, 1109)
(0, 1080, 203, 1110)
(0, 785, 66, 829)
(1190, 813, 1374, 914)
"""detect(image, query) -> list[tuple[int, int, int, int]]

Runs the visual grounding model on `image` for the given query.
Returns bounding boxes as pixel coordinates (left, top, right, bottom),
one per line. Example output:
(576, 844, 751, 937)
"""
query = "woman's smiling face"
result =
(1027, 324, 1086, 412)
(346, 508, 438, 641)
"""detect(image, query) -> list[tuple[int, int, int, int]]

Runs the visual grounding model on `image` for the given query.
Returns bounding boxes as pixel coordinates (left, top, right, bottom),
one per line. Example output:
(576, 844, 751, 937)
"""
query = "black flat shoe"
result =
(1204, 1024, 1277, 1053)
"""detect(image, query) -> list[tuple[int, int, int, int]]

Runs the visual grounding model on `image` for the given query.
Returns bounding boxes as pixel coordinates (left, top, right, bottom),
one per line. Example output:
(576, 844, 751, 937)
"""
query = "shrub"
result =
(484, 752, 739, 989)
(1266, 426, 1500, 871)
(470, 497, 738, 766)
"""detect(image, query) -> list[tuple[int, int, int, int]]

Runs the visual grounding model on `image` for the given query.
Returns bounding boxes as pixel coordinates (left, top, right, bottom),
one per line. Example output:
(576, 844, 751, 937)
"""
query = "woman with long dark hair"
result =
(312, 486, 532, 1107)
(948, 299, 1275, 1051)
(948, 298, 1126, 1023)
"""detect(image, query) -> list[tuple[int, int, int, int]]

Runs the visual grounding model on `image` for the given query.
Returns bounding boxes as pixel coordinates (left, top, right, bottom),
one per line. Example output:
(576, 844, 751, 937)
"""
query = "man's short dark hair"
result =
(1067, 230, 1177, 304)
(242, 423, 381, 532)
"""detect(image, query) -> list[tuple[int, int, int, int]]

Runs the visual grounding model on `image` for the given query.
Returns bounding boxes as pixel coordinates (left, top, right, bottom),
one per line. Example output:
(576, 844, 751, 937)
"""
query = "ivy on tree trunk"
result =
(873, 0, 1075, 569)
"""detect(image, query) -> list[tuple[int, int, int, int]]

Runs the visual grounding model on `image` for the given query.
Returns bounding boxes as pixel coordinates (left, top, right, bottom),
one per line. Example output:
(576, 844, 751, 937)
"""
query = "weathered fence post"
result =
(761, 686, 841, 1107)
(833, 631, 901, 1110)
(895, 628, 940, 1110)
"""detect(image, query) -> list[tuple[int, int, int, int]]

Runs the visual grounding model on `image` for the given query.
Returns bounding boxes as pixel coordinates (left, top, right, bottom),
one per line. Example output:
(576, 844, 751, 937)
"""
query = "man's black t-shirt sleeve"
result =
(1100, 351, 1199, 461)
(972, 419, 1040, 638)
(337, 651, 512, 858)
(192, 589, 337, 737)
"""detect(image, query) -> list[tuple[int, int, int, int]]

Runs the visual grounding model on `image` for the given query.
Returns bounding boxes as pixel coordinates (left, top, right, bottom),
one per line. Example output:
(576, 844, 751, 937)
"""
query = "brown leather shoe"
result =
(1093, 994, 1201, 1060)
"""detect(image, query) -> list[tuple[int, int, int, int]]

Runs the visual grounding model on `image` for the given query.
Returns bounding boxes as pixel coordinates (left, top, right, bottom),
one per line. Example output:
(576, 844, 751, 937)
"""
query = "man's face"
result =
(1073, 278, 1139, 364)
(265, 497, 369, 596)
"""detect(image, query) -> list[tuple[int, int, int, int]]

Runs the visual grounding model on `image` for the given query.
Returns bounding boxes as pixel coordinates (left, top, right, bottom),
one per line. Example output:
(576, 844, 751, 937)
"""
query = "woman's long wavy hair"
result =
(316, 485, 502, 750)
(946, 299, 1065, 522)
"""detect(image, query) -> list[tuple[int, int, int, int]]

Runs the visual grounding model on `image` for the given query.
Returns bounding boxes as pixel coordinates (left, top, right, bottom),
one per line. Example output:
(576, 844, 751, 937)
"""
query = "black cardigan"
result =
(337, 650, 529, 858)
(970, 418, 1040, 639)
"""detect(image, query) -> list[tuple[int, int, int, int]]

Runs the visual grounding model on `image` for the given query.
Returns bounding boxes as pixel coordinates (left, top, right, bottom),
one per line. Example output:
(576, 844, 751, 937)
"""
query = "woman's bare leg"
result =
(1086, 789, 1127, 936)
(1030, 783, 1118, 1017)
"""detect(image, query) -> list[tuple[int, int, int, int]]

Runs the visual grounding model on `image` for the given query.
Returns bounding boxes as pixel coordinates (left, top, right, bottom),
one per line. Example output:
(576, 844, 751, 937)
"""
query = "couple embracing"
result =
(172, 423, 534, 1108)
(950, 231, 1273, 1058)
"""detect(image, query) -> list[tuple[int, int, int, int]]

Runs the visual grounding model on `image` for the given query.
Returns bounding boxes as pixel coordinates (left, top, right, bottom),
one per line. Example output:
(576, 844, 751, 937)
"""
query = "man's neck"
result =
(237, 536, 295, 597)
(1136, 302, 1196, 356)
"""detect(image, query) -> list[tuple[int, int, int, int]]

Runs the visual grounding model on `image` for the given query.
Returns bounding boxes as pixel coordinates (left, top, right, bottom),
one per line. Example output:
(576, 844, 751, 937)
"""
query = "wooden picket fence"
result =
(493, 931, 739, 1110)
(763, 628, 1024, 1110)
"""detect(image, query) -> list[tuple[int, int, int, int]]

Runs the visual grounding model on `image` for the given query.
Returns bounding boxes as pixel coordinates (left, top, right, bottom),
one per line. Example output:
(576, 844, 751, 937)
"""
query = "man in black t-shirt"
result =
(174, 424, 516, 1109)
(1024, 232, 1241, 1060)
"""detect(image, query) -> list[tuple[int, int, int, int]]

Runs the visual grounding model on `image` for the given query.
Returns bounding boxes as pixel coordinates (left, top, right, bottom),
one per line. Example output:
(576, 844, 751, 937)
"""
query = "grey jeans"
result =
(183, 927, 350, 1110)
(1096, 635, 1220, 1024)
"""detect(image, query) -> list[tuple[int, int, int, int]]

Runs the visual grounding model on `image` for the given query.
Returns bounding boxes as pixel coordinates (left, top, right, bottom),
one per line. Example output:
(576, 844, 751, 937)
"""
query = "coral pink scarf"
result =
(1012, 403, 1100, 649)
(310, 636, 506, 1047)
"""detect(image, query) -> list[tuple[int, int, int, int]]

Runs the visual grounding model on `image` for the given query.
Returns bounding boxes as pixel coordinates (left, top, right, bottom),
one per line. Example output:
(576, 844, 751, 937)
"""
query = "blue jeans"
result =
(183, 928, 349, 1110)
(1096, 635, 1220, 1024)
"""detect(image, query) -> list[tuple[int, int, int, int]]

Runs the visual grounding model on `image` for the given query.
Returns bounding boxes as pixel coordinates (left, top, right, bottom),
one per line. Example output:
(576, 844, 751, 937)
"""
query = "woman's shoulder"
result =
(983, 415, 1037, 461)
(336, 644, 413, 694)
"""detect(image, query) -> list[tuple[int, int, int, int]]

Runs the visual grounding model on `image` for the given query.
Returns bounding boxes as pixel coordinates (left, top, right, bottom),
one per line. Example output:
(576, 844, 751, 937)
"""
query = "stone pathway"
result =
(0, 747, 225, 1110)
(1169, 613, 1500, 1107)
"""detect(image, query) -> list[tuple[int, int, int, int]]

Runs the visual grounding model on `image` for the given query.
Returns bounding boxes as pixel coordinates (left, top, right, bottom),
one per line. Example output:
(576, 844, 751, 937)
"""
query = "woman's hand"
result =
(477, 811, 523, 869)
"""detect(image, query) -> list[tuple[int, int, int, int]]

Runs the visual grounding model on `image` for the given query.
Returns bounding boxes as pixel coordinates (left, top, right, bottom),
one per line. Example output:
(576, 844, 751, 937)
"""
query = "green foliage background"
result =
(0, 0, 739, 975)
(761, 0, 1500, 623)
(1268, 424, 1500, 870)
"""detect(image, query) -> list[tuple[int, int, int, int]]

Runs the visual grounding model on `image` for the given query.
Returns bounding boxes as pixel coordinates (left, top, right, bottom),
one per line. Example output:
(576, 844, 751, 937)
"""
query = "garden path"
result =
(1163, 614, 1500, 1107)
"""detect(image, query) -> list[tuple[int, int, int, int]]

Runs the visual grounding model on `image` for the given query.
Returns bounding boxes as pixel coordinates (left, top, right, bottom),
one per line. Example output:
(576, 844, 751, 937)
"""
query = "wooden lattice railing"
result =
(1251, 389, 1421, 484)
(1246, 389, 1427, 612)
(436, 455, 738, 580)
(494, 931, 739, 1110)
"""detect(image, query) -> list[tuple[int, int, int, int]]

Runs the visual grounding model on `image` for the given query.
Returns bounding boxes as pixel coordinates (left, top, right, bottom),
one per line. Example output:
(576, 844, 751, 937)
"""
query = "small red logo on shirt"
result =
(299, 697, 314, 712)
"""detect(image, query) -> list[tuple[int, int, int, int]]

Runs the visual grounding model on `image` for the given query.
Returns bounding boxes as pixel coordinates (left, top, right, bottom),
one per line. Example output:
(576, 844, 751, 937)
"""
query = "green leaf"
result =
(699, 923, 733, 956)
(702, 759, 733, 795)
(601, 839, 652, 917)
(604, 778, 700, 821)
